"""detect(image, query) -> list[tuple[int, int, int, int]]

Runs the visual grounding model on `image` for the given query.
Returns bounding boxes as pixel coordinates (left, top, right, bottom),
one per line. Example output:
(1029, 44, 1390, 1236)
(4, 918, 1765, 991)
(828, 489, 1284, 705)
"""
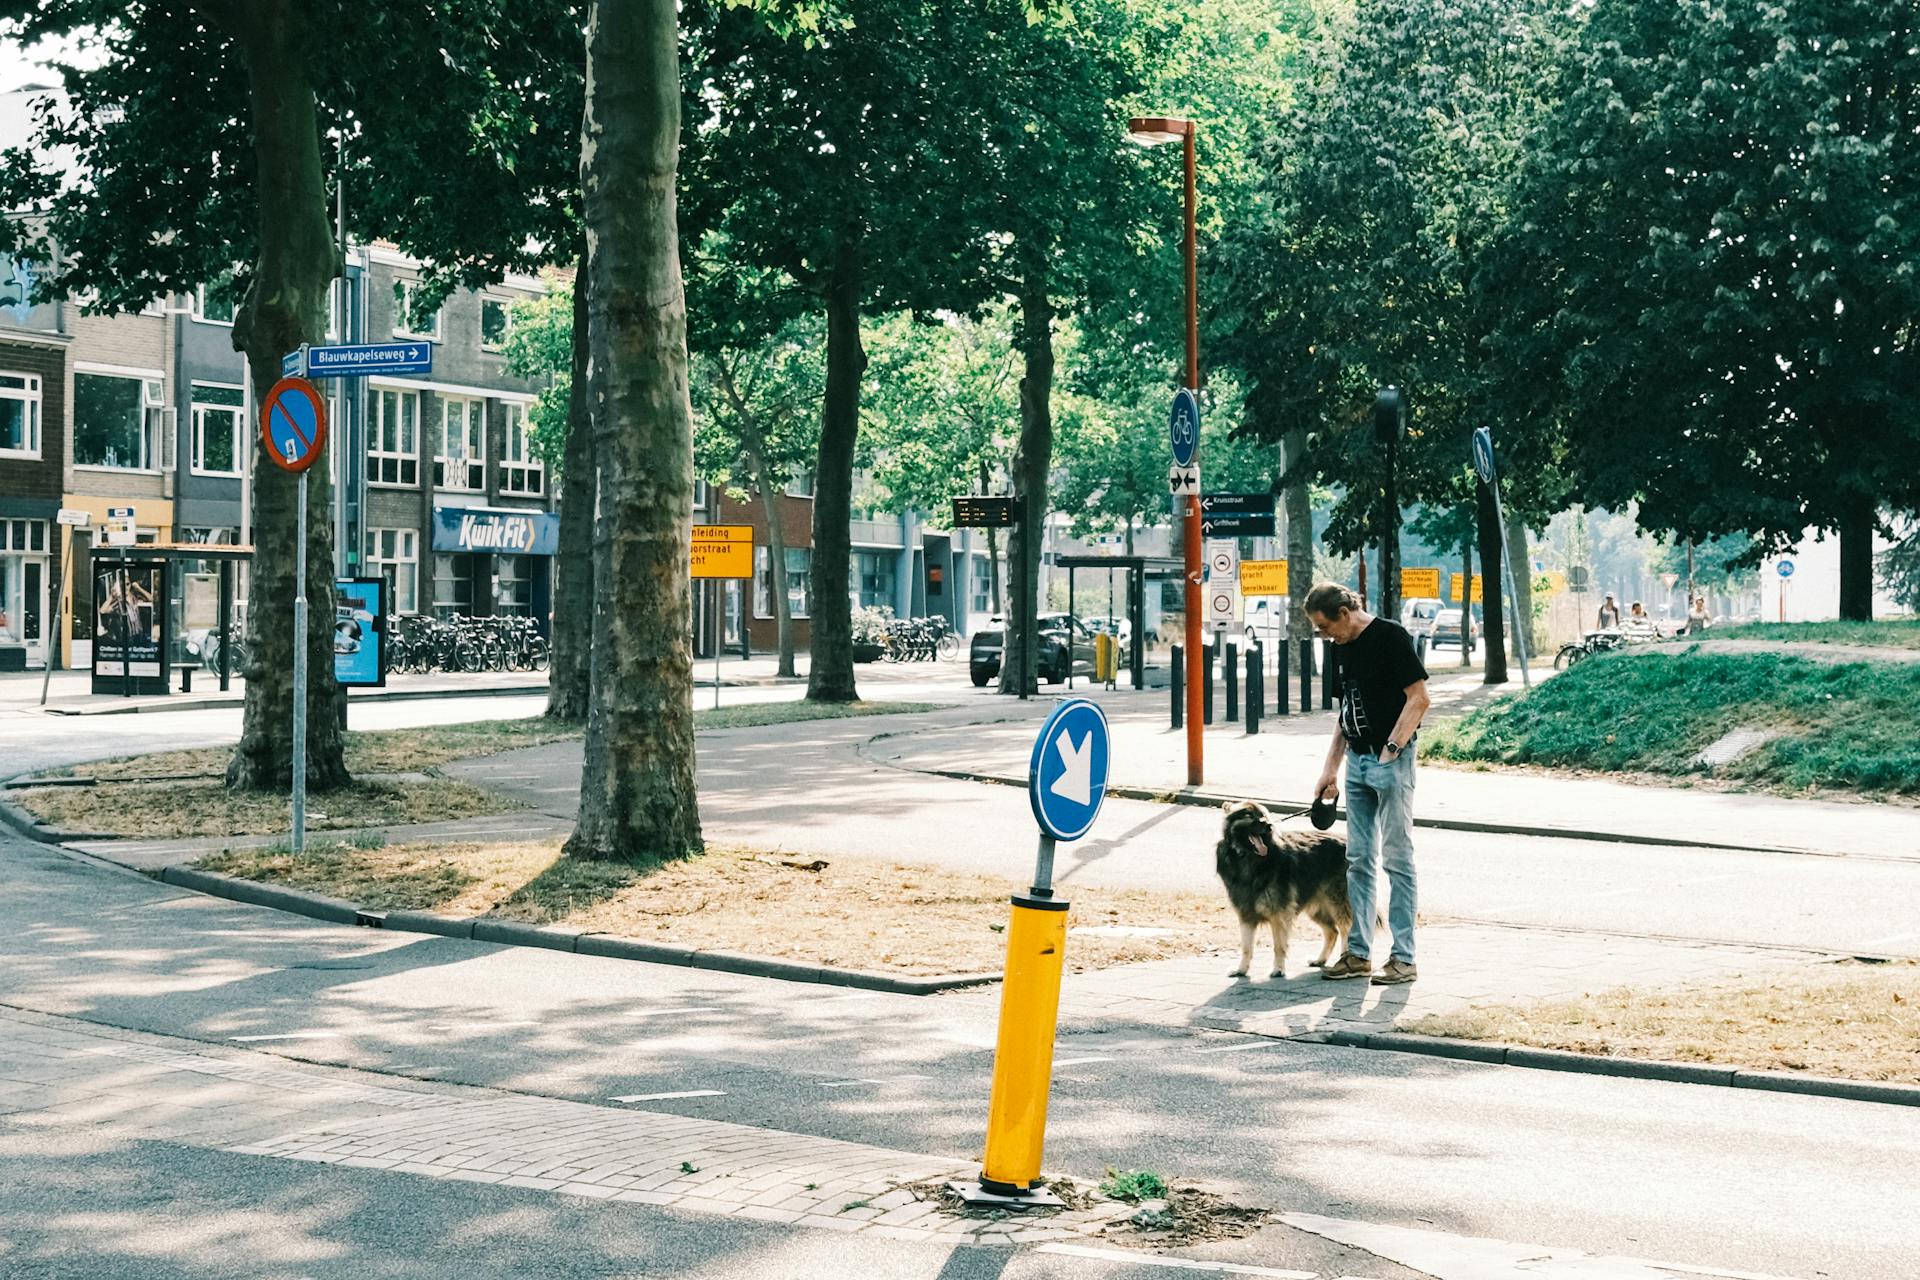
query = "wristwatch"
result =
(1382, 741, 1402, 757)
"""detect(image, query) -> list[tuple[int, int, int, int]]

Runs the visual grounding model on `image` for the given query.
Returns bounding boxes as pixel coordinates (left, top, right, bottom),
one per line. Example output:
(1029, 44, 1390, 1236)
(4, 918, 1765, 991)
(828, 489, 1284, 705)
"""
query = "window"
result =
(369, 528, 419, 614)
(755, 546, 810, 619)
(494, 554, 532, 615)
(194, 283, 235, 325)
(190, 383, 244, 475)
(73, 370, 164, 470)
(436, 396, 485, 490)
(972, 554, 990, 614)
(692, 478, 709, 512)
(784, 470, 816, 499)
(367, 388, 420, 486)
(499, 403, 543, 495)
(0, 372, 40, 456)
(856, 550, 897, 609)
(480, 297, 514, 350)
(393, 278, 440, 340)
(433, 553, 472, 618)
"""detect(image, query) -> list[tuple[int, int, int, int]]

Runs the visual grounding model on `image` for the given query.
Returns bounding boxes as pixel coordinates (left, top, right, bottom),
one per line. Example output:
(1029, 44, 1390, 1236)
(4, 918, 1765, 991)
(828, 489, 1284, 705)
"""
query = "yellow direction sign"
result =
(1240, 559, 1288, 596)
(691, 524, 754, 579)
(1450, 572, 1484, 604)
(1401, 567, 1442, 599)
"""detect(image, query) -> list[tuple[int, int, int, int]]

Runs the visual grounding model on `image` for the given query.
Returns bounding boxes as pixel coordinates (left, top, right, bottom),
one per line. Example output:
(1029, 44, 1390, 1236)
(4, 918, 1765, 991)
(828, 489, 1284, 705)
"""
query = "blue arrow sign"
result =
(300, 341, 434, 379)
(1028, 698, 1111, 842)
(1169, 388, 1200, 468)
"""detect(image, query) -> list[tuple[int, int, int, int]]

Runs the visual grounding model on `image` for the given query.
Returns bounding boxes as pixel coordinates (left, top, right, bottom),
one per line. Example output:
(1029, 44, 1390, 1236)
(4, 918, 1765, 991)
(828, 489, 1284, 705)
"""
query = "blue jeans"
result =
(1343, 746, 1417, 963)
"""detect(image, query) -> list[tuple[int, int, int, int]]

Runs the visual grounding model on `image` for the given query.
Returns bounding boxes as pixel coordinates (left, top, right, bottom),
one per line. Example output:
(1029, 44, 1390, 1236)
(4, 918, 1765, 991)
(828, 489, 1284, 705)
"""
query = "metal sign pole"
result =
(292, 469, 308, 854)
(1488, 481, 1531, 688)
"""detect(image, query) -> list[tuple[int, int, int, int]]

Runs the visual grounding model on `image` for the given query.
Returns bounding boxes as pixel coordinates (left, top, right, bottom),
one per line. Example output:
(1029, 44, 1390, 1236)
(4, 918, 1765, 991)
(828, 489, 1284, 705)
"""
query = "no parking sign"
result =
(260, 377, 328, 473)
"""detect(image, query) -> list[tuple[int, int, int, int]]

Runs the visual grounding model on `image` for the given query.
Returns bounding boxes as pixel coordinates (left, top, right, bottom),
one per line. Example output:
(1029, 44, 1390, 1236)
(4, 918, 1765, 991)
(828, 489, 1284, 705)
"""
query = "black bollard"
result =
(1321, 639, 1336, 710)
(1171, 644, 1184, 730)
(1276, 639, 1289, 716)
(1299, 638, 1313, 713)
(1202, 640, 1214, 725)
(1246, 646, 1261, 735)
(1225, 641, 1239, 723)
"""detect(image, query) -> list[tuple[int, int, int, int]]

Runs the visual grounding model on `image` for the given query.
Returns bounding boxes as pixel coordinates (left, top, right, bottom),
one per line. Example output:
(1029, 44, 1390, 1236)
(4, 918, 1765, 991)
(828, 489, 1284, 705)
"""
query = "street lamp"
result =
(1128, 114, 1205, 786)
(1374, 385, 1405, 624)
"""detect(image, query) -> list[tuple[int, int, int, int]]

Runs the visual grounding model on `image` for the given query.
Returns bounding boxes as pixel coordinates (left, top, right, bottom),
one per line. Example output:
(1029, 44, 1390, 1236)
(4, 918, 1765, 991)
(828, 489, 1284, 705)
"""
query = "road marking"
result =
(1052, 1055, 1116, 1067)
(609, 1090, 726, 1103)
(231, 1030, 347, 1042)
(626, 1007, 723, 1019)
(1280, 1212, 1811, 1280)
(426, 1020, 539, 1032)
(1034, 1244, 1314, 1277)
(821, 1075, 933, 1088)
(1190, 1040, 1287, 1055)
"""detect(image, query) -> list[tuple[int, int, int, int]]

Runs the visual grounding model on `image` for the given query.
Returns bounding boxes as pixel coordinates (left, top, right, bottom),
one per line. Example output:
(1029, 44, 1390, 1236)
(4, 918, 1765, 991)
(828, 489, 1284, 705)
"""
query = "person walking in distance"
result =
(1306, 582, 1432, 985)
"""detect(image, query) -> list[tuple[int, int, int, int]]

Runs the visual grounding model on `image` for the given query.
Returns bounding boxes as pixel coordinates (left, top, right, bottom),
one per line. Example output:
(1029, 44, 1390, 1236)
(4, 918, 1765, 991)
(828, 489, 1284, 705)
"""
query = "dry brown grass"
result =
(197, 838, 1242, 976)
(16, 776, 518, 837)
(1404, 961, 1920, 1083)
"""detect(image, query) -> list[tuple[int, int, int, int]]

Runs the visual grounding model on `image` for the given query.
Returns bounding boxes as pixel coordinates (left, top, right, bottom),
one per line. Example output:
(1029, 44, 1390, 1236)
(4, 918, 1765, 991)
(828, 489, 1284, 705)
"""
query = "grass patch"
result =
(1099, 1169, 1169, 1202)
(1402, 961, 1920, 1083)
(693, 700, 941, 730)
(40, 703, 942, 784)
(14, 777, 518, 838)
(1710, 619, 1920, 650)
(193, 838, 1245, 976)
(1423, 648, 1920, 796)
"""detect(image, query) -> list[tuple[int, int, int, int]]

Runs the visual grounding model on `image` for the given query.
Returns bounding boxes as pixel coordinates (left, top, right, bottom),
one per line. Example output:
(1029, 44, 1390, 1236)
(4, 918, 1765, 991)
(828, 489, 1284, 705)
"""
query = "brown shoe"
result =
(1371, 959, 1418, 986)
(1320, 952, 1372, 981)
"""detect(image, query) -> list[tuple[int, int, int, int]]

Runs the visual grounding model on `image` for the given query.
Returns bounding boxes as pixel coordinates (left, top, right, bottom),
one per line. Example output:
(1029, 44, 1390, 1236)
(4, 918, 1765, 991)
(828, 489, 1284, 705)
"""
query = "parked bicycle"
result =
(881, 616, 954, 662)
(386, 614, 549, 675)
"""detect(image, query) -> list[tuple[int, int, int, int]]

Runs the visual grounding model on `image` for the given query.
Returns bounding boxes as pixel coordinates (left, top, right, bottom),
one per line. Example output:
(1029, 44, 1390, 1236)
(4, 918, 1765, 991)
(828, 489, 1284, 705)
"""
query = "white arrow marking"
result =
(1049, 728, 1093, 807)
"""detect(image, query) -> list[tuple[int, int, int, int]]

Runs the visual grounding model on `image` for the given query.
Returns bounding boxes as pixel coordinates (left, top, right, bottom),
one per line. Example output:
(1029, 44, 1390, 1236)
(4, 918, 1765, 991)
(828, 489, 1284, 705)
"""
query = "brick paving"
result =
(0, 1005, 1160, 1247)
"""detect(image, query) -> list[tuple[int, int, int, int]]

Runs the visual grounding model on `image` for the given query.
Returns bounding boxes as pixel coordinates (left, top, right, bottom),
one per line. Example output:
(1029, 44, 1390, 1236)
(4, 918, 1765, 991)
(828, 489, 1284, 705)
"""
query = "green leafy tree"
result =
(1494, 0, 1920, 620)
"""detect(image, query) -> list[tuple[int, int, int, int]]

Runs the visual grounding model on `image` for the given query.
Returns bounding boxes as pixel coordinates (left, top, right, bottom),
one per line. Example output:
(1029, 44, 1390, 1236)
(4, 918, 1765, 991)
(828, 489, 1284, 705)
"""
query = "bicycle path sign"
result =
(260, 377, 328, 473)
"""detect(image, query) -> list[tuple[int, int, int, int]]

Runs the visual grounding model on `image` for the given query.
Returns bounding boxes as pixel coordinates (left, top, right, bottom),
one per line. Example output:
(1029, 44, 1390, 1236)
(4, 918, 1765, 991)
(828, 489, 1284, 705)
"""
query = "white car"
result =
(1400, 597, 1444, 640)
(1243, 597, 1287, 650)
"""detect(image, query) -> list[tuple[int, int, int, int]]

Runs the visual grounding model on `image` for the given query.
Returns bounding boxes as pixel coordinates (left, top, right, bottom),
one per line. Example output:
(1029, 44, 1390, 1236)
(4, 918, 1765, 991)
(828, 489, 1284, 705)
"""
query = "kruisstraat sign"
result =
(431, 506, 561, 556)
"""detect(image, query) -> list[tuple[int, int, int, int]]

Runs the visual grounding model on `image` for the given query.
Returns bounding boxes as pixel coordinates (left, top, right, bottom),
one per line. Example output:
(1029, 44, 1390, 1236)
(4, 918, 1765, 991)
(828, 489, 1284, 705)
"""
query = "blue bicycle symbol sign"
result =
(1169, 388, 1200, 468)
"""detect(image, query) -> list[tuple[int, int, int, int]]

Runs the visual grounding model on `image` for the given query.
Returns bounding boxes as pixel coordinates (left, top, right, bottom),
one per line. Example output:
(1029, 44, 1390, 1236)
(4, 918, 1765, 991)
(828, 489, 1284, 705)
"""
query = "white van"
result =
(1400, 597, 1444, 640)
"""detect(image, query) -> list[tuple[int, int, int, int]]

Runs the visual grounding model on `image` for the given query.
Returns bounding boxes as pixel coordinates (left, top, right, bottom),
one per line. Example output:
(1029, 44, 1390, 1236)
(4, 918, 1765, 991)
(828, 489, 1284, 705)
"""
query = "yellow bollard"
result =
(1094, 633, 1114, 684)
(979, 892, 1070, 1194)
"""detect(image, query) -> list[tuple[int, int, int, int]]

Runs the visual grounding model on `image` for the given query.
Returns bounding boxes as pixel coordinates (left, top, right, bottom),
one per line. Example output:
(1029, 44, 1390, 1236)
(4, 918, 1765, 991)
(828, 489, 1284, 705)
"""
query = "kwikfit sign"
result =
(431, 506, 561, 556)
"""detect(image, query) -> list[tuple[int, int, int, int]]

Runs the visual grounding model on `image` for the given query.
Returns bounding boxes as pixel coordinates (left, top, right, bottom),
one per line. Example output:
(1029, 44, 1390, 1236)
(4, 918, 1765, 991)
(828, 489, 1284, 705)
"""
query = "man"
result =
(1307, 582, 1431, 985)
(1597, 593, 1622, 629)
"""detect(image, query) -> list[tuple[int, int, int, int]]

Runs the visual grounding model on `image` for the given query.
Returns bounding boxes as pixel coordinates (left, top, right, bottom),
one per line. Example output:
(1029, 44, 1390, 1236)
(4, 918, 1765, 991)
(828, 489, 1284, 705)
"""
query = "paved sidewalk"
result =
(864, 684, 1920, 861)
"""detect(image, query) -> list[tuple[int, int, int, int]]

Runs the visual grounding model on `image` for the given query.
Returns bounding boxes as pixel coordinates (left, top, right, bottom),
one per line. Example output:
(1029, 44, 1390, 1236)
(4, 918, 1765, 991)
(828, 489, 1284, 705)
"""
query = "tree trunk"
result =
(564, 0, 703, 863)
(752, 456, 796, 677)
(1505, 510, 1534, 659)
(980, 458, 1003, 615)
(1283, 427, 1312, 640)
(545, 254, 595, 722)
(222, 2, 347, 792)
(1476, 477, 1508, 684)
(999, 282, 1054, 697)
(1837, 494, 1876, 621)
(806, 247, 865, 703)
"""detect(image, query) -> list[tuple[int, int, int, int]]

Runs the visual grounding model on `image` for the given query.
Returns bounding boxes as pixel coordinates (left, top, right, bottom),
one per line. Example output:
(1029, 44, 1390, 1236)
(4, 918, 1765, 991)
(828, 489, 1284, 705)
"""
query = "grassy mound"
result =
(1423, 647, 1920, 795)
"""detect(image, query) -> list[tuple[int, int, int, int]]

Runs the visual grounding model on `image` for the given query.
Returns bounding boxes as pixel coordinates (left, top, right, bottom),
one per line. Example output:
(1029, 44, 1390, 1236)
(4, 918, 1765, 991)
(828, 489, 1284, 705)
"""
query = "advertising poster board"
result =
(91, 558, 169, 694)
(333, 577, 386, 688)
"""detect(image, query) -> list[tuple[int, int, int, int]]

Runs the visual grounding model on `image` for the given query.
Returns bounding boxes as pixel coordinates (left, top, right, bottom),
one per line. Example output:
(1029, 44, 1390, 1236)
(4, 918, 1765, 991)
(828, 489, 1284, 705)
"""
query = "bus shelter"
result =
(1056, 553, 1182, 691)
(85, 543, 251, 697)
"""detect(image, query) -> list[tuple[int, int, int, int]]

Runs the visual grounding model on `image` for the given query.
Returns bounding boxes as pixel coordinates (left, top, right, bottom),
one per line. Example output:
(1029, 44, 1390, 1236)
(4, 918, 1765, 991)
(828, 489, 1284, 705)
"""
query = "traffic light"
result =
(1374, 385, 1406, 444)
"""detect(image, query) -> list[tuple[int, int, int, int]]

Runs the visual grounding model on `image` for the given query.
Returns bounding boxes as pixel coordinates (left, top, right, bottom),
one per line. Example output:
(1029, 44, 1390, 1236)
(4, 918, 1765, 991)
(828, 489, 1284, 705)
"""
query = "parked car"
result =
(1243, 597, 1287, 650)
(969, 612, 1098, 686)
(1431, 607, 1468, 650)
(1399, 597, 1444, 640)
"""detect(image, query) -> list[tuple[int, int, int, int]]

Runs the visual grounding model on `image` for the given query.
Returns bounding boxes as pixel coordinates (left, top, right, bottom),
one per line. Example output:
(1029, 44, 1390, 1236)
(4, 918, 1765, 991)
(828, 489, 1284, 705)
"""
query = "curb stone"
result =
(1321, 1029, 1920, 1107)
(147, 862, 1000, 995)
(0, 789, 113, 845)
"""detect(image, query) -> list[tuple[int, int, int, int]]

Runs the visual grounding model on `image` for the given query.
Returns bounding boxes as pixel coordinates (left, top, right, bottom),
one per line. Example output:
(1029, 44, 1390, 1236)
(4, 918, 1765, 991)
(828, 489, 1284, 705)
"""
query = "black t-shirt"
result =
(1334, 618, 1428, 755)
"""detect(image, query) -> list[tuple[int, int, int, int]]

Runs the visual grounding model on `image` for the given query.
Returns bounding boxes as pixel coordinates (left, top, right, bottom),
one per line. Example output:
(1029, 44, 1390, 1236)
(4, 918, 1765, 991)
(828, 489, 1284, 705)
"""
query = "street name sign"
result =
(1168, 388, 1199, 468)
(284, 341, 435, 380)
(690, 524, 754, 579)
(260, 377, 328, 474)
(1199, 493, 1276, 538)
(951, 496, 1018, 528)
(1401, 567, 1442, 598)
(1240, 559, 1287, 596)
(57, 508, 91, 528)
(1028, 698, 1110, 841)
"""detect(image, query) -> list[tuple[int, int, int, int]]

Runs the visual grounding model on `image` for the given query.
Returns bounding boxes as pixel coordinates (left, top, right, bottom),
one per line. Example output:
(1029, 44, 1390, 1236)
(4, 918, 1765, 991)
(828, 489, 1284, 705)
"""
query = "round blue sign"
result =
(1028, 698, 1111, 842)
(1169, 388, 1200, 469)
(1471, 426, 1496, 485)
(1777, 559, 1795, 579)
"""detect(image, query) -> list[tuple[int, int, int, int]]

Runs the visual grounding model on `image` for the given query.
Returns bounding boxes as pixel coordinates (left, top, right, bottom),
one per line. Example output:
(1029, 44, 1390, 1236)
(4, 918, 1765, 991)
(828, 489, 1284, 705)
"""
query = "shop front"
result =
(429, 504, 558, 629)
(0, 514, 51, 670)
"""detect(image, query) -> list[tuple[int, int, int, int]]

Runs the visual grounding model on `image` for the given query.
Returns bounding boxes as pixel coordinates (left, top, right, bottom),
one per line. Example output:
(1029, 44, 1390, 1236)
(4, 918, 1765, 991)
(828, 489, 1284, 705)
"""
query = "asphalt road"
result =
(0, 832, 1912, 1280)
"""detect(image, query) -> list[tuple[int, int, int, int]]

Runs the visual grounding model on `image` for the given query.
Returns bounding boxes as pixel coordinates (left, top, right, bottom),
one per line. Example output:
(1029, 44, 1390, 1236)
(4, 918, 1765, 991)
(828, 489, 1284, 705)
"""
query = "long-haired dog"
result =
(1216, 800, 1353, 979)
